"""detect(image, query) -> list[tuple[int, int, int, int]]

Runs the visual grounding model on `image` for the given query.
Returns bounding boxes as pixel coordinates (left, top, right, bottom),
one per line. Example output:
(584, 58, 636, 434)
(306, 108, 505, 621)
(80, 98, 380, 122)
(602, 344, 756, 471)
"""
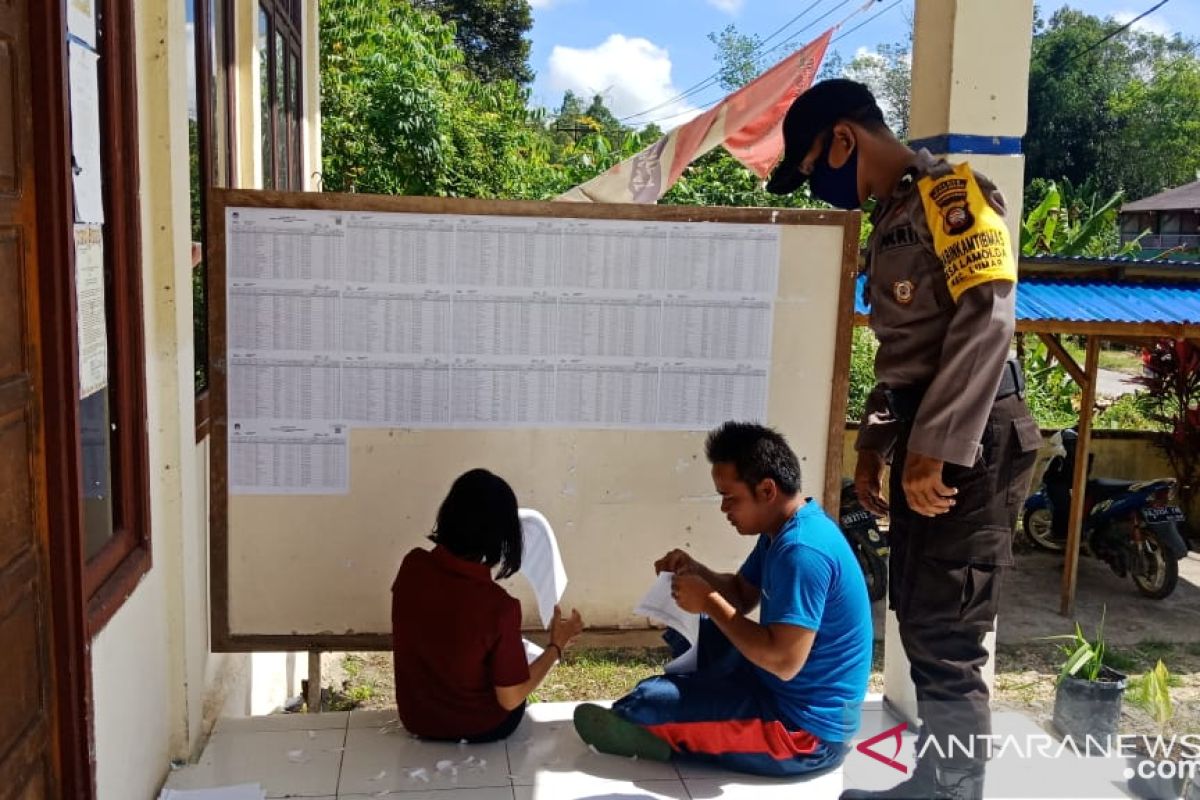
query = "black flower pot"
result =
(1126, 756, 1185, 800)
(1052, 665, 1127, 742)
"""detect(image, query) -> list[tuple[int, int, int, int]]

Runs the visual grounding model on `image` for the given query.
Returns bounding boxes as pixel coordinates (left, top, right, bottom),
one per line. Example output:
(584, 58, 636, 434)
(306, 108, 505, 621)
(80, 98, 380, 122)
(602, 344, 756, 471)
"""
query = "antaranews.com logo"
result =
(845, 715, 1200, 799)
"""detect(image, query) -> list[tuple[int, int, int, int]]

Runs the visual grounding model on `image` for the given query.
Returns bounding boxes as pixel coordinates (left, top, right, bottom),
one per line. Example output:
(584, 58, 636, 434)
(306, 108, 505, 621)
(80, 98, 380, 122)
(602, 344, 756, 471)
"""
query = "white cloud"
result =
(1113, 9, 1173, 38)
(529, 0, 558, 8)
(547, 34, 703, 129)
(708, 0, 745, 14)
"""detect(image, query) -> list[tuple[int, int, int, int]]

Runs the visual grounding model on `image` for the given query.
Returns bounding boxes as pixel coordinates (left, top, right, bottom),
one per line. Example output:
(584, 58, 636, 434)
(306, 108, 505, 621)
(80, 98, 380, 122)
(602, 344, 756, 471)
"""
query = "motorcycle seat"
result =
(1088, 478, 1137, 499)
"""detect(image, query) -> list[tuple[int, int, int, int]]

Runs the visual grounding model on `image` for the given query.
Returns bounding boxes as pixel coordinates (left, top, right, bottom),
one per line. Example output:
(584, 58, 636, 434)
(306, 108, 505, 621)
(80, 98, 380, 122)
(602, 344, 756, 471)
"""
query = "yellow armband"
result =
(918, 163, 1016, 302)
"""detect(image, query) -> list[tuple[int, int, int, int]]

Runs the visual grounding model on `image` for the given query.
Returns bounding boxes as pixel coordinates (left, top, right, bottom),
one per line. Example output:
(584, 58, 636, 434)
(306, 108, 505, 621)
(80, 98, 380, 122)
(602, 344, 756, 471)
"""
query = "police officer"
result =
(766, 79, 1041, 800)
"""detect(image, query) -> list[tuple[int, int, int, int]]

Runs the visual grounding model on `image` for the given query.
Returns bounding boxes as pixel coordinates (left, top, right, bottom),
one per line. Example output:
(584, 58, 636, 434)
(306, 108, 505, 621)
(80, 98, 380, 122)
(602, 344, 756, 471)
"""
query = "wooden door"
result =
(0, 0, 59, 794)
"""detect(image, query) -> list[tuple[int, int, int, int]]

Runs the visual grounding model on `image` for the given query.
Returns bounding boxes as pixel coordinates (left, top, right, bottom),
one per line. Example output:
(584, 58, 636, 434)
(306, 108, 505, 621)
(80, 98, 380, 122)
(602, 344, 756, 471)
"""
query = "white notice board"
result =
(209, 191, 859, 651)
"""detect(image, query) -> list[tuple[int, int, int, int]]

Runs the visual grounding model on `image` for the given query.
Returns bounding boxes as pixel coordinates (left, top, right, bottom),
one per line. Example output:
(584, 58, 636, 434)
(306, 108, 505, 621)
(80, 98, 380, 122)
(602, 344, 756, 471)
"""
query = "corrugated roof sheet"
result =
(1121, 180, 1200, 213)
(852, 275, 1200, 325)
(1022, 254, 1200, 269)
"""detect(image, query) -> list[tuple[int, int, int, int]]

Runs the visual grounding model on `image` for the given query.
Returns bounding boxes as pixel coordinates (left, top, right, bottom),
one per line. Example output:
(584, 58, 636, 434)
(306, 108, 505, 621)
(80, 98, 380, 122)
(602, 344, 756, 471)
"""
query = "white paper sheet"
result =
(522, 638, 545, 664)
(224, 208, 781, 432)
(67, 0, 97, 46)
(518, 508, 568, 629)
(229, 420, 349, 495)
(74, 224, 107, 398)
(159, 784, 265, 800)
(635, 572, 701, 644)
(68, 43, 104, 224)
(634, 572, 702, 675)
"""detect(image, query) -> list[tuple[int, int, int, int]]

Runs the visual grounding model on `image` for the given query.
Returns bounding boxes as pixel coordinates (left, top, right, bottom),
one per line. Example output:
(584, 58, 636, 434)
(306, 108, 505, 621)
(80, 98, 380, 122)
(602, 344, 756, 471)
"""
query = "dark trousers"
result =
(888, 394, 1039, 766)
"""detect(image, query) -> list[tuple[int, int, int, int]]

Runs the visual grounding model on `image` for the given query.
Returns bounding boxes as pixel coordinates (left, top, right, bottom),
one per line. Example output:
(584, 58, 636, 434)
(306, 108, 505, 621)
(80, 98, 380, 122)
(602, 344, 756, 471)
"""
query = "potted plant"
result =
(1045, 612, 1128, 742)
(1126, 660, 1189, 800)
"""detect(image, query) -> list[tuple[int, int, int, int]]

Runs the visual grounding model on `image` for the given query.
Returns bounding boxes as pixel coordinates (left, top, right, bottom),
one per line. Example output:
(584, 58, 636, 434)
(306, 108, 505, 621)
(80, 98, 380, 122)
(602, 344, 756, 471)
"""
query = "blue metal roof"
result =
(852, 275, 1200, 326)
(1022, 254, 1200, 269)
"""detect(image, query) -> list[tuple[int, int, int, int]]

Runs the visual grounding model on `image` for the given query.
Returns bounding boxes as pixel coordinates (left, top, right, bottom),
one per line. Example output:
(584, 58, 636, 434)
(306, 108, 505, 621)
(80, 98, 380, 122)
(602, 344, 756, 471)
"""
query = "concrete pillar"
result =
(883, 0, 1035, 725)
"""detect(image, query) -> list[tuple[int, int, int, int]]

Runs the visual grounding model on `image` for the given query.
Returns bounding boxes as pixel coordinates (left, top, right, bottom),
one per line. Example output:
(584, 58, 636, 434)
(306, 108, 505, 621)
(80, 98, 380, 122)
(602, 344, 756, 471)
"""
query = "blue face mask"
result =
(809, 138, 862, 210)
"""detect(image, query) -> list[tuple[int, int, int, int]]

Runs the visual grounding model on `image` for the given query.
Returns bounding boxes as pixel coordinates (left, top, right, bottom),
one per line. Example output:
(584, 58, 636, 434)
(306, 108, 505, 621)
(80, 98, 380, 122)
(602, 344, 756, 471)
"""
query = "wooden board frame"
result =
(207, 189, 861, 652)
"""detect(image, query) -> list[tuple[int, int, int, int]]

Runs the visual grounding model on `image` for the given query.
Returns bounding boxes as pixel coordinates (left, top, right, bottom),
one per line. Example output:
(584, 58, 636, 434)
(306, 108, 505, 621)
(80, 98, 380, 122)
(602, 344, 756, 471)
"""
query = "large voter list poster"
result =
(226, 208, 781, 494)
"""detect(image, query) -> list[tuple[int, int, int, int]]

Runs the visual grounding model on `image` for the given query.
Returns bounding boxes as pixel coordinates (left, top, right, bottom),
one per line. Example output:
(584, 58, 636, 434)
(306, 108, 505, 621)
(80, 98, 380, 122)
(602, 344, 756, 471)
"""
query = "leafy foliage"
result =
(1026, 8, 1200, 200)
(1133, 339, 1200, 513)
(841, 42, 911, 139)
(1127, 659, 1174, 731)
(1044, 609, 1110, 684)
(708, 24, 766, 92)
(319, 0, 555, 199)
(845, 327, 878, 423)
(1020, 179, 1142, 258)
(1019, 335, 1080, 429)
(414, 0, 534, 84)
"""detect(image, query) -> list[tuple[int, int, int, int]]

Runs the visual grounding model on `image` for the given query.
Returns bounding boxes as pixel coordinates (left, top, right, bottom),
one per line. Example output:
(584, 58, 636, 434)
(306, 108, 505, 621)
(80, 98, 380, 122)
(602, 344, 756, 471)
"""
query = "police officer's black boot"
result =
(932, 759, 986, 800)
(838, 727, 936, 800)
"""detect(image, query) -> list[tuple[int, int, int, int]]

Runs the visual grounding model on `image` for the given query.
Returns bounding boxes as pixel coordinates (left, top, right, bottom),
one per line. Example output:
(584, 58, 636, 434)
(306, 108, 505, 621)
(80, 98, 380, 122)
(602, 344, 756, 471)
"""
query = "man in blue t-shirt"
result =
(574, 421, 874, 777)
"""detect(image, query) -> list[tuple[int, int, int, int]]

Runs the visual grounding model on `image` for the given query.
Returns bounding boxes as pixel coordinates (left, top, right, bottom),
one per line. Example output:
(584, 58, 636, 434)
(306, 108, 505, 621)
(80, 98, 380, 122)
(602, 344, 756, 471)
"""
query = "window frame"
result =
(259, 0, 303, 191)
(80, 0, 152, 635)
(194, 0, 237, 440)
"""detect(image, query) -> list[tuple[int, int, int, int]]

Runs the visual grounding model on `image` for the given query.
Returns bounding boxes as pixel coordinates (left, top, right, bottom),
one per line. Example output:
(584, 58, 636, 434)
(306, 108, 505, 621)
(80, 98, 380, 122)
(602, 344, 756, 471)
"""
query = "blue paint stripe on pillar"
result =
(906, 134, 1023, 155)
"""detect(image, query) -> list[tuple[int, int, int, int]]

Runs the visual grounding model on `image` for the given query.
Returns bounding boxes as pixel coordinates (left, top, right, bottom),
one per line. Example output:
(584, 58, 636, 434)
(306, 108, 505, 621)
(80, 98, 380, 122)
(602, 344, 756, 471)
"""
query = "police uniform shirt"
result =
(856, 149, 1018, 468)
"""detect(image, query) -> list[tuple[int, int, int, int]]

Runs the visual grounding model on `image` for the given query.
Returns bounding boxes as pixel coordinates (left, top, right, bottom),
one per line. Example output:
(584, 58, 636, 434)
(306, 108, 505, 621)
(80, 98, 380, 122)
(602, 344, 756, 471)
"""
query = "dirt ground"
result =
(320, 550, 1200, 739)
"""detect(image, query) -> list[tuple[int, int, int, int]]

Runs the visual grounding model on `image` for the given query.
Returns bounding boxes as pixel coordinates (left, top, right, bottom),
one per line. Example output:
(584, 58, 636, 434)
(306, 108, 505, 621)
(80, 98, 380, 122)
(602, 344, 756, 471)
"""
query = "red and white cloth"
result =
(556, 30, 832, 204)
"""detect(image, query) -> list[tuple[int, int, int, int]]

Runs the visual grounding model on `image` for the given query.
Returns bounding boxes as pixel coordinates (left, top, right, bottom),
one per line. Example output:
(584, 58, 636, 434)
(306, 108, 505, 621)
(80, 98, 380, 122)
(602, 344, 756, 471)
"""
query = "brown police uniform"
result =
(857, 149, 1042, 767)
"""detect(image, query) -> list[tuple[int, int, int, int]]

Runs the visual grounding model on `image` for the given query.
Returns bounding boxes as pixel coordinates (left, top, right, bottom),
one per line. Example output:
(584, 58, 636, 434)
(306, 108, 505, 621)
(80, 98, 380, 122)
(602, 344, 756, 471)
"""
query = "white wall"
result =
(91, 0, 327, 794)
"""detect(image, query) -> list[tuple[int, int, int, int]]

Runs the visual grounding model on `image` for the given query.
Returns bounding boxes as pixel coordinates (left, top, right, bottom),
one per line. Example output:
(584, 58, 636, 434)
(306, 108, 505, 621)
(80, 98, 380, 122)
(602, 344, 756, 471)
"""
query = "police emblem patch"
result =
(942, 203, 975, 235)
(893, 280, 914, 304)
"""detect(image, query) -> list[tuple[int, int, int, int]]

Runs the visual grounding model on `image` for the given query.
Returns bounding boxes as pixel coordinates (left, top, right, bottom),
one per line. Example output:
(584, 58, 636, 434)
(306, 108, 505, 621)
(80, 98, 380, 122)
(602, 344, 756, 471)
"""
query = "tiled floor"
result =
(164, 697, 1137, 799)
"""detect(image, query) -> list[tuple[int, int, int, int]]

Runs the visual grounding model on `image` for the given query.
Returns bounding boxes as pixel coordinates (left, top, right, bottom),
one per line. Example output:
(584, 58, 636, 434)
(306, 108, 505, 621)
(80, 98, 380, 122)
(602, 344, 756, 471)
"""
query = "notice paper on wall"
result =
(67, 43, 105, 224)
(74, 224, 107, 399)
(224, 207, 779, 435)
(229, 420, 348, 495)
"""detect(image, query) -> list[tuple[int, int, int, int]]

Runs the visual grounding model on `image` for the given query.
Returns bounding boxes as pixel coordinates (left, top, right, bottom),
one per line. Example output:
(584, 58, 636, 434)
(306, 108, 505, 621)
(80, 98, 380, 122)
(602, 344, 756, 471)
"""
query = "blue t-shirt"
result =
(739, 499, 873, 744)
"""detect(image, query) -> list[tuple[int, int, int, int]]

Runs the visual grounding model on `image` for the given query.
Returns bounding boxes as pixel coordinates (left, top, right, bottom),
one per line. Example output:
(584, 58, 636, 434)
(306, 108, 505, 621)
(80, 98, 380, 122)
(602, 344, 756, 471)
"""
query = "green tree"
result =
(842, 42, 910, 138)
(414, 0, 534, 84)
(319, 0, 557, 199)
(1025, 8, 1200, 199)
(708, 24, 765, 91)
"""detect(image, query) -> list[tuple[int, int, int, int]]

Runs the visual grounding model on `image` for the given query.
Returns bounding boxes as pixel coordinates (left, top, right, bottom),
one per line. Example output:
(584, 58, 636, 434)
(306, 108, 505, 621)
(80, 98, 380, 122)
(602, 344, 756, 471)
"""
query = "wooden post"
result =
(1060, 336, 1101, 616)
(307, 651, 321, 713)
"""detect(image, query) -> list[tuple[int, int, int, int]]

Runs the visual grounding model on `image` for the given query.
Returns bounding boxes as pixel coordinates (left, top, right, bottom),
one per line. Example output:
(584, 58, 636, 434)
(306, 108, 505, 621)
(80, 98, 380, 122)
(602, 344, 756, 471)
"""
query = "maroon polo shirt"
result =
(391, 545, 530, 739)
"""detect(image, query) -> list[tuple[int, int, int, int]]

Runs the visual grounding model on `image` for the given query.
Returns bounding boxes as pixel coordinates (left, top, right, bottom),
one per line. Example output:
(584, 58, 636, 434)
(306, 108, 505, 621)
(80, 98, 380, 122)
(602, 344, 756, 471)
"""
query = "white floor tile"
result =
(337, 726, 509, 794)
(213, 712, 348, 734)
(163, 729, 344, 798)
(339, 790, 513, 800)
(683, 768, 846, 799)
(506, 716, 679, 786)
(513, 775, 689, 800)
(348, 708, 404, 729)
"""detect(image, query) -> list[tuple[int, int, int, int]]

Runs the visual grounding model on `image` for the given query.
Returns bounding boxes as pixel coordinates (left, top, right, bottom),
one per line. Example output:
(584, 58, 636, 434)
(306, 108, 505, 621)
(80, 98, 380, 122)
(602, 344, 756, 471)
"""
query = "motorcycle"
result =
(839, 478, 889, 603)
(1022, 429, 1189, 599)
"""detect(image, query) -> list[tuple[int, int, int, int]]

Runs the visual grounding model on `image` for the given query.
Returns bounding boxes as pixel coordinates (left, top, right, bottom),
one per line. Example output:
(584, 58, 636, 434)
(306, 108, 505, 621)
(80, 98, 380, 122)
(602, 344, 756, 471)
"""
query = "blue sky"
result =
(526, 0, 1200, 127)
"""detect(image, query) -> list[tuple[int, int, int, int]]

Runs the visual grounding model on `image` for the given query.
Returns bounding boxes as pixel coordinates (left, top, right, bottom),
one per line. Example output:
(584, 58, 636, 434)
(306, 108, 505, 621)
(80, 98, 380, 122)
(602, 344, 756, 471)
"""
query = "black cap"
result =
(765, 79, 882, 195)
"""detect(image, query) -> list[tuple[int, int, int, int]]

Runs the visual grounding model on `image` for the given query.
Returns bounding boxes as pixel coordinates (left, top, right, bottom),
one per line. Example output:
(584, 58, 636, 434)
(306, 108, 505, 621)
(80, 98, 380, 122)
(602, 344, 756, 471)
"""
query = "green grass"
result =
(1063, 341, 1144, 375)
(531, 648, 670, 703)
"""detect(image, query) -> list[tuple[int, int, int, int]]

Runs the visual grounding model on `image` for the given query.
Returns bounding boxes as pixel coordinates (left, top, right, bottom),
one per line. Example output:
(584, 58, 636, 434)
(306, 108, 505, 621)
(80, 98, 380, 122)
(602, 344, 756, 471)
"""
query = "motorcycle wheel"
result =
(1022, 506, 1064, 552)
(853, 538, 888, 603)
(1131, 528, 1180, 600)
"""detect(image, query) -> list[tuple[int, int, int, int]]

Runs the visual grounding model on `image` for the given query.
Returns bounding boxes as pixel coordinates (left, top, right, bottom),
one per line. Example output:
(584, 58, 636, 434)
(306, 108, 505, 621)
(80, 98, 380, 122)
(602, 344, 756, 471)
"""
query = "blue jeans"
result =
(614, 619, 847, 777)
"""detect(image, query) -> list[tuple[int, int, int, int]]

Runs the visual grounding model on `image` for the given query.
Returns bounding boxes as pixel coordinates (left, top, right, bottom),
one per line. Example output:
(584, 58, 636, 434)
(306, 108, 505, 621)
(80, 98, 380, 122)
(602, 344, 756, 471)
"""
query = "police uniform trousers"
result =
(887, 391, 1039, 766)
